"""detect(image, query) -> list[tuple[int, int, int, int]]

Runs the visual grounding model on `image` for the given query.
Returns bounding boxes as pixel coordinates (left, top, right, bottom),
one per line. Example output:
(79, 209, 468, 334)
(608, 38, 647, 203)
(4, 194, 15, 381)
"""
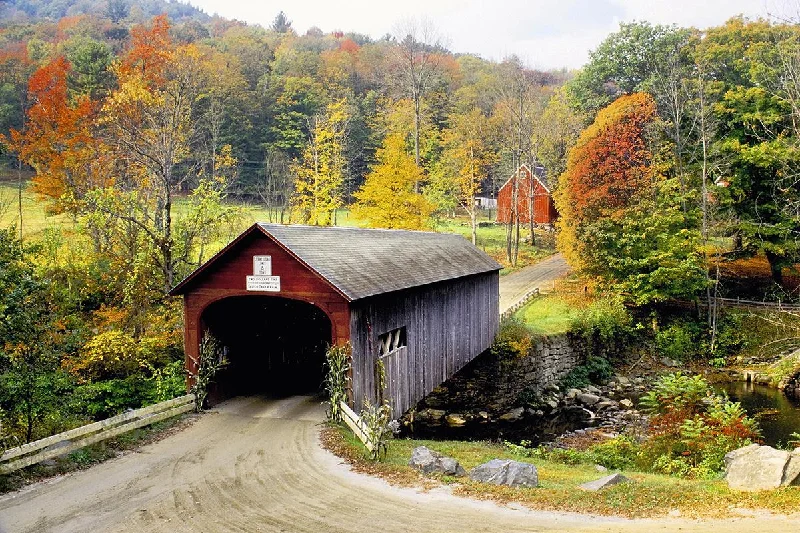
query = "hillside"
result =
(0, 0, 209, 23)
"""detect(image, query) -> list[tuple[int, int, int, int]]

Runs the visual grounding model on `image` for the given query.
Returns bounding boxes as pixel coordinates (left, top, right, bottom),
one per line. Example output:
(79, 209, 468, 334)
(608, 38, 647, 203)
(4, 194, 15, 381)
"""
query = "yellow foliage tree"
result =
(439, 107, 495, 244)
(290, 99, 349, 225)
(351, 133, 433, 229)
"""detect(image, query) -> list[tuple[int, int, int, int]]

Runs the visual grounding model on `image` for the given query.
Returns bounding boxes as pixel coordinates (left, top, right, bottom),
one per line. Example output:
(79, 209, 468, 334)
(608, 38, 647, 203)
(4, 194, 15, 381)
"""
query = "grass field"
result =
(324, 426, 800, 519)
(1, 182, 555, 271)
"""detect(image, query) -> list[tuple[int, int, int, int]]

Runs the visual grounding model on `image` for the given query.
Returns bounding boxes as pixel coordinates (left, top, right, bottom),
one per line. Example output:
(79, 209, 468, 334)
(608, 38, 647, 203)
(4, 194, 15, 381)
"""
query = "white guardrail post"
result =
(339, 401, 374, 453)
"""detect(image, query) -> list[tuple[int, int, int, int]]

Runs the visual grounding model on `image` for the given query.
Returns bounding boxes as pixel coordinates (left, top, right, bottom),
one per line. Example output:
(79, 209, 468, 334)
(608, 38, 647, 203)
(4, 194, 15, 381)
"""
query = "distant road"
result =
(499, 253, 570, 314)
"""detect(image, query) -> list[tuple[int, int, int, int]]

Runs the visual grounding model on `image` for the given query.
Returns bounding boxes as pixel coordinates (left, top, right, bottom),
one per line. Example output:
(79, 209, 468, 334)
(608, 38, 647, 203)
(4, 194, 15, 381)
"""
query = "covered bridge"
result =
(170, 223, 501, 417)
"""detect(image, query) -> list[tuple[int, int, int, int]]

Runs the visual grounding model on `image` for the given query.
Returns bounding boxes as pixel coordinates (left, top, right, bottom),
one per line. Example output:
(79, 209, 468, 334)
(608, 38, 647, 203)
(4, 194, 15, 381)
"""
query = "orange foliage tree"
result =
(555, 93, 706, 303)
(555, 92, 657, 271)
(4, 56, 108, 210)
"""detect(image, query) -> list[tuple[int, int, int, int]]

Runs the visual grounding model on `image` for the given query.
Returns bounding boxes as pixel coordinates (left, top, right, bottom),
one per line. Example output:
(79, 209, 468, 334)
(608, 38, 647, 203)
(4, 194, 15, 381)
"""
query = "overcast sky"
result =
(189, 0, 781, 70)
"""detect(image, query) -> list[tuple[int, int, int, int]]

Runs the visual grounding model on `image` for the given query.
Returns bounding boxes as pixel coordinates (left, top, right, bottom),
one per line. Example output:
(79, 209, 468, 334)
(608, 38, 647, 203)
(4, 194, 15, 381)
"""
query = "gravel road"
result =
(499, 254, 570, 313)
(2, 395, 798, 533)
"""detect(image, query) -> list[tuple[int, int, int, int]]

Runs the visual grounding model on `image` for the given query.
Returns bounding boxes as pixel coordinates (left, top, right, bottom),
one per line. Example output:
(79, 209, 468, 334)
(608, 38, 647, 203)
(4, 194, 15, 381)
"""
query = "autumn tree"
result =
(436, 107, 495, 244)
(351, 133, 433, 229)
(5, 56, 107, 210)
(98, 16, 210, 292)
(0, 42, 35, 238)
(291, 99, 349, 225)
(555, 93, 706, 303)
(391, 19, 446, 176)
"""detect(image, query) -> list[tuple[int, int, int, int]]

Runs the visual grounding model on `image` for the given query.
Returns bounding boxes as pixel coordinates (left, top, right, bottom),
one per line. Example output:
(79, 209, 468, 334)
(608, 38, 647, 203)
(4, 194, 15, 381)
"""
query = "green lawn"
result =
(0, 183, 73, 239)
(514, 296, 583, 336)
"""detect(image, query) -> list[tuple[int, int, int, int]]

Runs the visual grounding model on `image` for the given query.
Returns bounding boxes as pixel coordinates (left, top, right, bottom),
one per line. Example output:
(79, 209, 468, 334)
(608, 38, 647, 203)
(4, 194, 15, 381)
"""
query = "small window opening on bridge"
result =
(378, 327, 406, 357)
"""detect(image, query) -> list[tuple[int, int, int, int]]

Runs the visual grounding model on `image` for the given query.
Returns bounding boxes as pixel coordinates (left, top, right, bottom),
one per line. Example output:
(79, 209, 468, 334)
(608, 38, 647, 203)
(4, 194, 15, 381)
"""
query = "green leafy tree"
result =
(568, 21, 690, 116)
(0, 228, 63, 442)
(695, 18, 800, 285)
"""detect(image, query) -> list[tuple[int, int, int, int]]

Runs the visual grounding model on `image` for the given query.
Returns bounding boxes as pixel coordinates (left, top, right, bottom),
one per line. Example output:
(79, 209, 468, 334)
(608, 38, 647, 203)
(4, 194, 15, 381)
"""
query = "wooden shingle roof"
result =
(170, 223, 501, 301)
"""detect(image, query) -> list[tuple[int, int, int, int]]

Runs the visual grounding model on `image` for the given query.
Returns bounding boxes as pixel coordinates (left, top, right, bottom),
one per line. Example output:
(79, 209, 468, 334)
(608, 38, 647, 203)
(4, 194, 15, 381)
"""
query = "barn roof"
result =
(170, 223, 501, 301)
(498, 163, 551, 193)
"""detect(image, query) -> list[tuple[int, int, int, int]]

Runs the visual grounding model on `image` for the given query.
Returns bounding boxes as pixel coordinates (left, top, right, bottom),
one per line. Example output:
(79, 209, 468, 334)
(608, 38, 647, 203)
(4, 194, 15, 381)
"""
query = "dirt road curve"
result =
(499, 254, 570, 313)
(1, 395, 797, 533)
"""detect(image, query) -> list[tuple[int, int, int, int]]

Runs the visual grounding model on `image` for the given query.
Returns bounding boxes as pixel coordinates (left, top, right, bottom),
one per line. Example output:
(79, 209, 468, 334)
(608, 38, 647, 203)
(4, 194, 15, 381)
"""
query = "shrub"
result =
(569, 295, 634, 345)
(637, 373, 761, 478)
(586, 436, 637, 470)
(655, 320, 704, 361)
(491, 317, 533, 359)
(639, 372, 711, 416)
(559, 355, 614, 389)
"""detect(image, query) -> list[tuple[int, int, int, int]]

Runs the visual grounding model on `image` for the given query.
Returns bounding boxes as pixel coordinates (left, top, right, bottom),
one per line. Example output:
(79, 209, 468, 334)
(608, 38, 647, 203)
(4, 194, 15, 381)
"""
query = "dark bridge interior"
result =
(201, 296, 331, 401)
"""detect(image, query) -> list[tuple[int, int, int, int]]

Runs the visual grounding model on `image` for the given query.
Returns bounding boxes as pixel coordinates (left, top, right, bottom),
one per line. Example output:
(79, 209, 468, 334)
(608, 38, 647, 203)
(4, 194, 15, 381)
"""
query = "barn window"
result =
(378, 327, 406, 357)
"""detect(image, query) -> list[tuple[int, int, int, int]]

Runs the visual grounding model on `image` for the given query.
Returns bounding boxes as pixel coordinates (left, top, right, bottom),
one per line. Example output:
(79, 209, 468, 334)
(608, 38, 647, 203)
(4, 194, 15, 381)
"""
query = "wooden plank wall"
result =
(349, 272, 499, 419)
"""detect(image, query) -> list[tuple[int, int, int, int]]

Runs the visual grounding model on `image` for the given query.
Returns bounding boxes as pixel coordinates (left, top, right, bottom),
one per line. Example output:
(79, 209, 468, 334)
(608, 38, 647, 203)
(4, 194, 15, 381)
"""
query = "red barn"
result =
(496, 164, 558, 225)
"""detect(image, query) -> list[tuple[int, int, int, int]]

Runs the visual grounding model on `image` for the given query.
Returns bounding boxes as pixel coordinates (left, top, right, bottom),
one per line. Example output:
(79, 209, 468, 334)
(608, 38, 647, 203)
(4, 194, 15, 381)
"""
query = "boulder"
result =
(470, 459, 538, 488)
(577, 393, 600, 406)
(595, 400, 618, 411)
(565, 388, 582, 400)
(619, 398, 634, 408)
(585, 385, 602, 394)
(579, 473, 629, 491)
(724, 444, 800, 491)
(409, 446, 466, 477)
(499, 407, 525, 422)
(445, 413, 467, 427)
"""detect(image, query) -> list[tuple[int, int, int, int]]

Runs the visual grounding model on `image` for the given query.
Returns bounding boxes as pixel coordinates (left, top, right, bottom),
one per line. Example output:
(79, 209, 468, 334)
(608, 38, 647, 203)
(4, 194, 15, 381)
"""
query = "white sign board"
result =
(246, 275, 281, 292)
(253, 255, 272, 276)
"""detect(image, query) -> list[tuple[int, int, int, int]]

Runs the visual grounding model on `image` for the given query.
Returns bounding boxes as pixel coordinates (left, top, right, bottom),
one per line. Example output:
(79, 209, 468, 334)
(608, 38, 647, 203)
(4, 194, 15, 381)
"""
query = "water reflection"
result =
(716, 381, 800, 447)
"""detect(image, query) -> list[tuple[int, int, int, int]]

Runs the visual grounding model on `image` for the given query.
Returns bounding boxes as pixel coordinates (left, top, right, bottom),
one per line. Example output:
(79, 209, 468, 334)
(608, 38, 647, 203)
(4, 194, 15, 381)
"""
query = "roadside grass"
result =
(0, 413, 198, 494)
(322, 425, 800, 519)
(513, 296, 584, 336)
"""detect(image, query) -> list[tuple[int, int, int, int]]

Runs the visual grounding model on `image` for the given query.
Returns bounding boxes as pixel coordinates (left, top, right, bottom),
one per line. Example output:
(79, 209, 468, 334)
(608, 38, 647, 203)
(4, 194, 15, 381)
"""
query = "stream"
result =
(716, 381, 800, 447)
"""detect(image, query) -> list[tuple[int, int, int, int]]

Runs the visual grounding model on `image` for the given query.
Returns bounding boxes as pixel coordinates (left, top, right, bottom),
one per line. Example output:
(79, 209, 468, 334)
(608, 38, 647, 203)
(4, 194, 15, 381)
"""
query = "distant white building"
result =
(475, 196, 497, 209)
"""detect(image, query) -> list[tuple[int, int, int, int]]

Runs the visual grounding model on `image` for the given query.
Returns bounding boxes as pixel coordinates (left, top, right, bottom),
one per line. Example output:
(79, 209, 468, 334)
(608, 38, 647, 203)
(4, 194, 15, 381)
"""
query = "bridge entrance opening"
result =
(201, 296, 331, 401)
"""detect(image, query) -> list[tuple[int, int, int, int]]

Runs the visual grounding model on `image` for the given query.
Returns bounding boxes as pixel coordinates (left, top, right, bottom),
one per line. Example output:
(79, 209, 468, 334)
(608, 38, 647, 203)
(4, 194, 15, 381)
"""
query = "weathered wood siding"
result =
(349, 272, 500, 418)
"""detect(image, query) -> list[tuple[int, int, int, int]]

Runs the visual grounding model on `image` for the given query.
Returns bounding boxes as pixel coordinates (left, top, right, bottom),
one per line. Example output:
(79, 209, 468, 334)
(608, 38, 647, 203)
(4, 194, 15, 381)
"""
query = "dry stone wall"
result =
(418, 334, 585, 415)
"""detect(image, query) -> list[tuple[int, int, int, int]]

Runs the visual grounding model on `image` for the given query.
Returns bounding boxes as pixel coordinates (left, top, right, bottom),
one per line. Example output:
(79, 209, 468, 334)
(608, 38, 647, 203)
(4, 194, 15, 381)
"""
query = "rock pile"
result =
(410, 375, 650, 444)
